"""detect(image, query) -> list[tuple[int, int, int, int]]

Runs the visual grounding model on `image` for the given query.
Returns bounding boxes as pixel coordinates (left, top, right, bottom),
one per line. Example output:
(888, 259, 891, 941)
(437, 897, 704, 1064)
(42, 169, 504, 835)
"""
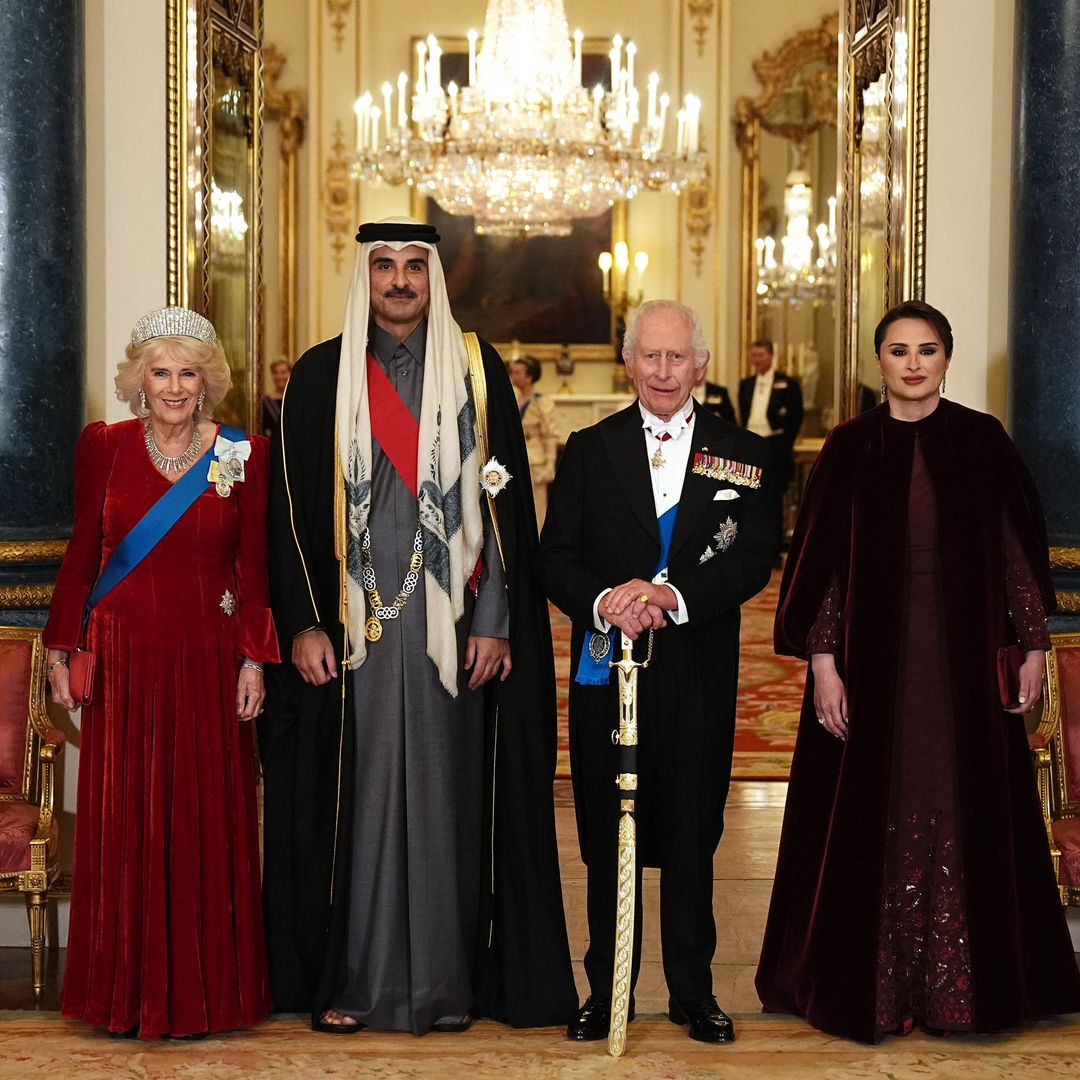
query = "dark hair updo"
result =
(874, 300, 954, 359)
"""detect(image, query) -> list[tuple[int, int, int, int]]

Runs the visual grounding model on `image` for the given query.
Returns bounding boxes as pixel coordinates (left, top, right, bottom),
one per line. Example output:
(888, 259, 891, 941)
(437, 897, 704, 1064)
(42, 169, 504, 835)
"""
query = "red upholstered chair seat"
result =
(1057, 648, 1080, 804)
(0, 802, 59, 872)
(1052, 818, 1080, 889)
(0, 626, 66, 997)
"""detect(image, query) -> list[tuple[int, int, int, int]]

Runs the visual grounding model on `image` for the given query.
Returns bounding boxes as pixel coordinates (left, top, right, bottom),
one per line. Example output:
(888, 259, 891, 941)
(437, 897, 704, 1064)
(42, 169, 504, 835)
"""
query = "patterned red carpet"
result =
(551, 568, 803, 780)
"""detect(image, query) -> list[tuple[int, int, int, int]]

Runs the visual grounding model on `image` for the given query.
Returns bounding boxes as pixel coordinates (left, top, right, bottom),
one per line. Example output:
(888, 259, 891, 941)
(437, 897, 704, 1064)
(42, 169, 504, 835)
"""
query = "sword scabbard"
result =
(608, 631, 642, 1057)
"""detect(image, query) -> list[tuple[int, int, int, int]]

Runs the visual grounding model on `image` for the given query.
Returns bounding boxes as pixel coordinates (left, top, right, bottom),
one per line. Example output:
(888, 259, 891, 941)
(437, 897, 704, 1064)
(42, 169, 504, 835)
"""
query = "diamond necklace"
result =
(144, 418, 203, 475)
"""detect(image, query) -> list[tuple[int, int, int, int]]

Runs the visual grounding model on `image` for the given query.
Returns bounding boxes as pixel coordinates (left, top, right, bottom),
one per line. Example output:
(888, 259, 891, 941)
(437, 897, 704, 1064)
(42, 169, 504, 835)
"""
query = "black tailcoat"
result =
(538, 402, 778, 865)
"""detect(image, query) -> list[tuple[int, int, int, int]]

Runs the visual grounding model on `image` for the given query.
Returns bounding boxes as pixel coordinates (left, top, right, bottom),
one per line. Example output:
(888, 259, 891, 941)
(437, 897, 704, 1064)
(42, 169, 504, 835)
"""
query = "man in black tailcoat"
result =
(738, 339, 804, 550)
(539, 300, 778, 1044)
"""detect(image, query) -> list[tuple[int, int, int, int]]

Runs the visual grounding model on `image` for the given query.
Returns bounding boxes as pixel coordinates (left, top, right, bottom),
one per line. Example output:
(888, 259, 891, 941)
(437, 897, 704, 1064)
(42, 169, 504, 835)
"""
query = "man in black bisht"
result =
(260, 216, 576, 1034)
(539, 300, 778, 1045)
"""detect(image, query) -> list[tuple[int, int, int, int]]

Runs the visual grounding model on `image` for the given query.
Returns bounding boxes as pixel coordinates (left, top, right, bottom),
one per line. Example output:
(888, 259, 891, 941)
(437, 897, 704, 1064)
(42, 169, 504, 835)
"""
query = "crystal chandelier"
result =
(351, 0, 707, 237)
(755, 162, 836, 307)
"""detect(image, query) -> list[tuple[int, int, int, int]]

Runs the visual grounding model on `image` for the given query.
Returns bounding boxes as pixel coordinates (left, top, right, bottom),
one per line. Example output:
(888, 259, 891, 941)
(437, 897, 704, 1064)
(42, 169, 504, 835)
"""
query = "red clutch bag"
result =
(67, 649, 96, 707)
(997, 644, 1022, 710)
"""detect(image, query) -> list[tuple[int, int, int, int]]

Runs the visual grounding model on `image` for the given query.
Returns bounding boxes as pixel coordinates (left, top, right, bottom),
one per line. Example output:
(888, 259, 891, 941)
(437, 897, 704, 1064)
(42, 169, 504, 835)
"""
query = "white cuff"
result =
(593, 588, 613, 632)
(666, 583, 689, 624)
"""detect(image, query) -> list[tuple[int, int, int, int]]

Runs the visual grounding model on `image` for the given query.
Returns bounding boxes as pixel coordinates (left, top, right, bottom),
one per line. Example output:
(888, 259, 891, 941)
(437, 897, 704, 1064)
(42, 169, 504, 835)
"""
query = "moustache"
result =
(384, 288, 418, 299)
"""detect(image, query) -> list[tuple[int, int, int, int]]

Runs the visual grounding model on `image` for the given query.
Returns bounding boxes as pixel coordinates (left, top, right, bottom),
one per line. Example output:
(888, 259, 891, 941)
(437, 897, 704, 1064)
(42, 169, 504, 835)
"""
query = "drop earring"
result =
(940, 374, 947, 396)
(197, 387, 206, 412)
(880, 378, 888, 400)
(139, 388, 147, 411)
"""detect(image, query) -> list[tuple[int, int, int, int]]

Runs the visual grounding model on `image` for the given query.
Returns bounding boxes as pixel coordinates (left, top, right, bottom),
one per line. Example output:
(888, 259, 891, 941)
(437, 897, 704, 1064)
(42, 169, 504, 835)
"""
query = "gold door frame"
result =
(836, 0, 930, 420)
(167, 0, 264, 433)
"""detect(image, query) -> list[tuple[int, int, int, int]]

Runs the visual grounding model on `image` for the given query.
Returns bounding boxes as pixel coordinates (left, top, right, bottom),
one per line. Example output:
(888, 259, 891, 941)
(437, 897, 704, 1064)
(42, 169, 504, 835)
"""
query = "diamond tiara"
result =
(130, 307, 218, 348)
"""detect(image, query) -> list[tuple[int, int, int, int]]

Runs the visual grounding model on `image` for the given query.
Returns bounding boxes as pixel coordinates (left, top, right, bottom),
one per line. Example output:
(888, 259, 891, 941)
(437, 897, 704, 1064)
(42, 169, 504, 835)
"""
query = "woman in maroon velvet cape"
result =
(755, 301, 1080, 1042)
(43, 309, 279, 1039)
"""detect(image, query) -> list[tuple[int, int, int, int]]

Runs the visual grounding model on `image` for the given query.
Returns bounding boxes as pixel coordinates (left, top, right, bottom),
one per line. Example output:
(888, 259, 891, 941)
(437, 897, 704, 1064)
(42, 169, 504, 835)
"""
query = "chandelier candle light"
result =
(352, 0, 707, 236)
(755, 164, 836, 306)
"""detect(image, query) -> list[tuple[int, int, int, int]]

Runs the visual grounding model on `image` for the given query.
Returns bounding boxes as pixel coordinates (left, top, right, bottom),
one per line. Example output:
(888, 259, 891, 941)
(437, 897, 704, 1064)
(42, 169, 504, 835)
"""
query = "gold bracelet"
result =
(48, 658, 68, 671)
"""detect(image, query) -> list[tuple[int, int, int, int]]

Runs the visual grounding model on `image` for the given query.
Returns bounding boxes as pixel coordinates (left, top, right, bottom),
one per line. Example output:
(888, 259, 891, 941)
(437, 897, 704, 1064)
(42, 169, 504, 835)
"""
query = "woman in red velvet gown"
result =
(44, 308, 279, 1039)
(756, 301, 1080, 1042)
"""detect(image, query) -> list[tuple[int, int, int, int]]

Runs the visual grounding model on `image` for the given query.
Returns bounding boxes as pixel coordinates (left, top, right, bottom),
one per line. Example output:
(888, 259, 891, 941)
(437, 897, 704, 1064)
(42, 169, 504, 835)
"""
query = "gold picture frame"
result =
(167, 0, 264, 432)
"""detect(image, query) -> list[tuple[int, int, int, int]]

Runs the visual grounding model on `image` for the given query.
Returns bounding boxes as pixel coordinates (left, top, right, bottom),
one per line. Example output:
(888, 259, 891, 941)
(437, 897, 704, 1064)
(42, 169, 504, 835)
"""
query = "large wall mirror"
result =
(837, 0, 929, 419)
(168, 0, 264, 432)
(734, 15, 840, 435)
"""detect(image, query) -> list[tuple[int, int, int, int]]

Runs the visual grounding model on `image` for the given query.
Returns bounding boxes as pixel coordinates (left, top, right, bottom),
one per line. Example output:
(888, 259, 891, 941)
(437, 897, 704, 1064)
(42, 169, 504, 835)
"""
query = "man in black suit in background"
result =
(539, 301, 778, 1045)
(737, 339, 803, 550)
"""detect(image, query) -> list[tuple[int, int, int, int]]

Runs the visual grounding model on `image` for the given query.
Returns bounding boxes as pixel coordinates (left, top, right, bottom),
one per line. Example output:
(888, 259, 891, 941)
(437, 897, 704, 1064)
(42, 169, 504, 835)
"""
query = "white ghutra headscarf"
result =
(335, 216, 483, 695)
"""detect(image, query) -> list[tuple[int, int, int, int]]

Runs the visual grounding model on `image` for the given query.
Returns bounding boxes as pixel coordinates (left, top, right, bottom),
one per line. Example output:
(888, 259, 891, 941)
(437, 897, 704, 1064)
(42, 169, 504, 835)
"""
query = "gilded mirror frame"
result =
(836, 0, 929, 420)
(167, 0, 264, 432)
(733, 14, 840, 370)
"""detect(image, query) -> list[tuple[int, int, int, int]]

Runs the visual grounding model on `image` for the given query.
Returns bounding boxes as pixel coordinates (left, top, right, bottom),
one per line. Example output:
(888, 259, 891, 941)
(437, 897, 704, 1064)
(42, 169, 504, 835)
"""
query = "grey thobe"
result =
(331, 320, 508, 1033)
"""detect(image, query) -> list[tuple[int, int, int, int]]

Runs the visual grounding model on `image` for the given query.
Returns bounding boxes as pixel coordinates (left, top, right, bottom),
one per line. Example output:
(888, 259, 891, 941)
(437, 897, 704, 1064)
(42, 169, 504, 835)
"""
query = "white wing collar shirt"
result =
(592, 398, 694, 630)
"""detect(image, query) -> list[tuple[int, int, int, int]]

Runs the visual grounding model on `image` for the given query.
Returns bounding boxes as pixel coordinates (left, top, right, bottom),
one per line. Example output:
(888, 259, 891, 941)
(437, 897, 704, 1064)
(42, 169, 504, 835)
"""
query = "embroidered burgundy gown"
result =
(755, 402, 1080, 1042)
(44, 419, 279, 1038)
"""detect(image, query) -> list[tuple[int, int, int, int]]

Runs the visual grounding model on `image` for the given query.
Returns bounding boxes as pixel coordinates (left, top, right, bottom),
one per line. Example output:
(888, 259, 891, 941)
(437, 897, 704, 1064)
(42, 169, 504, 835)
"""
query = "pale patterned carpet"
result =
(3, 1014, 1080, 1078)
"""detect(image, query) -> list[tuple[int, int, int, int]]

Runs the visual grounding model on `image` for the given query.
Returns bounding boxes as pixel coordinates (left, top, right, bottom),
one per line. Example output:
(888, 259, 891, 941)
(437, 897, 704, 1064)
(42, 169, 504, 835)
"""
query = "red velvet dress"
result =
(44, 419, 279, 1038)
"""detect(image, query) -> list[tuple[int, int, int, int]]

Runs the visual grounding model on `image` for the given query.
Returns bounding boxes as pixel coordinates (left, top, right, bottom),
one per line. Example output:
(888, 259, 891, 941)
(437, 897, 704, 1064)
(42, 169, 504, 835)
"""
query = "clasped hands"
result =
(602, 579, 676, 641)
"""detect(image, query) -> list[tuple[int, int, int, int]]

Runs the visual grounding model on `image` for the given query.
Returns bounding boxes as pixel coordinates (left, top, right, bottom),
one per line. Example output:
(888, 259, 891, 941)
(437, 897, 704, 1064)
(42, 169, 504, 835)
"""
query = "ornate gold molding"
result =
(1056, 592, 1080, 614)
(0, 540, 68, 564)
(327, 0, 351, 52)
(684, 175, 713, 279)
(324, 120, 355, 274)
(836, 0, 929, 420)
(264, 44, 307, 362)
(0, 584, 54, 610)
(167, 0, 264, 431)
(1051, 547, 1080, 571)
(687, 1, 715, 58)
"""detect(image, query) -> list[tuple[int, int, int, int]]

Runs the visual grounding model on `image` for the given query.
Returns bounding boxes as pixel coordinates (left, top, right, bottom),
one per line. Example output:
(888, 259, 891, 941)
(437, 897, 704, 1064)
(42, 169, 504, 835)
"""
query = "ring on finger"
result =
(817, 717, 826, 725)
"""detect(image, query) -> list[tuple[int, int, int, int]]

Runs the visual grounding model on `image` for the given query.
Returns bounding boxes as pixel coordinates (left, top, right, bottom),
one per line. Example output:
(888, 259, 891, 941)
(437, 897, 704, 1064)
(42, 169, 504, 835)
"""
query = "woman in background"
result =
(509, 354, 558, 527)
(262, 358, 292, 439)
(756, 300, 1080, 1041)
(45, 307, 278, 1039)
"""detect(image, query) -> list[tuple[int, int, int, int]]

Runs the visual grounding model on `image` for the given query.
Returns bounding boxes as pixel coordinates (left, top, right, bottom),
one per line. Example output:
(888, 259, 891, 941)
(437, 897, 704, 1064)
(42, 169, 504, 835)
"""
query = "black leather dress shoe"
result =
(668, 996, 735, 1043)
(566, 995, 636, 1041)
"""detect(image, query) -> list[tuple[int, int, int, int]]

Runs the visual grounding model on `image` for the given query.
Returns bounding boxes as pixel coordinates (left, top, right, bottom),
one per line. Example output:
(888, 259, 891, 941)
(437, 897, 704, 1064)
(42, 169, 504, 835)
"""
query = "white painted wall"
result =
(923, 0, 1014, 421)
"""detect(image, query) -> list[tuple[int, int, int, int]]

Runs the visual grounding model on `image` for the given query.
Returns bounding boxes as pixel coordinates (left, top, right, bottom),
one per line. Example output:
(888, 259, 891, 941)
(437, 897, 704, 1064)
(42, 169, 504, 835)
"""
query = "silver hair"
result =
(622, 300, 709, 369)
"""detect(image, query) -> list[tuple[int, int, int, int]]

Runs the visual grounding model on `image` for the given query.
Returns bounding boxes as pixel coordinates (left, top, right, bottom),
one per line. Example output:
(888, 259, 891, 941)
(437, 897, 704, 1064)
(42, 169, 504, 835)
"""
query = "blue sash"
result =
(85, 424, 245, 616)
(574, 503, 678, 686)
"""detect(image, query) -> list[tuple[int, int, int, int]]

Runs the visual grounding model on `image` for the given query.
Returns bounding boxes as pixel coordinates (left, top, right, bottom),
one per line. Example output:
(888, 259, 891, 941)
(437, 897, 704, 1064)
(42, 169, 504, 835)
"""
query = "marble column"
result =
(0, 2, 85, 624)
(1009, 0, 1080, 626)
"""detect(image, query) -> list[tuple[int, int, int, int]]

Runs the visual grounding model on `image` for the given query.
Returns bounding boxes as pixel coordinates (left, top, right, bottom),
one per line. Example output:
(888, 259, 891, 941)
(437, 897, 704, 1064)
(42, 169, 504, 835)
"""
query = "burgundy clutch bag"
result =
(68, 649, 96, 707)
(997, 644, 1022, 710)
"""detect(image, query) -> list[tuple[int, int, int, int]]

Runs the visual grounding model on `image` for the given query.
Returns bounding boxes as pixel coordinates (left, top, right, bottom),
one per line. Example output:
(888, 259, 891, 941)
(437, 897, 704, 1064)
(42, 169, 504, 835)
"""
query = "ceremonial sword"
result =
(608, 628, 652, 1057)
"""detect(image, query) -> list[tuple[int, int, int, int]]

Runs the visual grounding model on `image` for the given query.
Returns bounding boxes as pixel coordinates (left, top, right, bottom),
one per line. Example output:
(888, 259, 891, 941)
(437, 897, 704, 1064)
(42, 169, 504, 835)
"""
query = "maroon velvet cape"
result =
(755, 400, 1080, 1042)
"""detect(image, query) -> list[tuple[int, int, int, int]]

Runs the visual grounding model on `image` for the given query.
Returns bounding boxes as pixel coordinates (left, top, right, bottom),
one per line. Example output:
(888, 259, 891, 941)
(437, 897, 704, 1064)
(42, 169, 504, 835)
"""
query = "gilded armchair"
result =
(0, 626, 65, 996)
(1038, 632, 1080, 905)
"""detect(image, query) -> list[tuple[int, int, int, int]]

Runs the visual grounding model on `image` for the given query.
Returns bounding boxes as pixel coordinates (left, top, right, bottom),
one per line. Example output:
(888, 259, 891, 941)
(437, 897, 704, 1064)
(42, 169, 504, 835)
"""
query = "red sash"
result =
(366, 350, 419, 498)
